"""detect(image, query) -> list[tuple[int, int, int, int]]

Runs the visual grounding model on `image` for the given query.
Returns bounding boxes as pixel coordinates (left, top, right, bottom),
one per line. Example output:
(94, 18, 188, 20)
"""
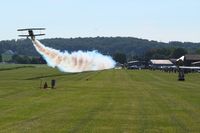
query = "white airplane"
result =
(177, 56, 200, 71)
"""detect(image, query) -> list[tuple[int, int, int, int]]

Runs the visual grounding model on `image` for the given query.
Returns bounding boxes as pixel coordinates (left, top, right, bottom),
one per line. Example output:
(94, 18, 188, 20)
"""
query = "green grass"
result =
(0, 65, 200, 133)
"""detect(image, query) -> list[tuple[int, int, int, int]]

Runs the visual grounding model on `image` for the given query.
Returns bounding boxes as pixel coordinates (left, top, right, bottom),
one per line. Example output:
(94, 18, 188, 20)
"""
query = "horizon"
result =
(0, 0, 200, 42)
(2, 36, 200, 44)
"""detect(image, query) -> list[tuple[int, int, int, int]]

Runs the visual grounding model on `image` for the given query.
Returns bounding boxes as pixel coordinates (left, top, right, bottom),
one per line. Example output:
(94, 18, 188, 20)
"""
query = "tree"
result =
(12, 54, 31, 64)
(12, 54, 21, 63)
(30, 57, 39, 64)
(39, 56, 46, 64)
(113, 53, 127, 64)
(23, 56, 31, 64)
(144, 48, 172, 60)
(171, 48, 188, 58)
(0, 54, 2, 62)
(30, 57, 46, 64)
(195, 49, 200, 54)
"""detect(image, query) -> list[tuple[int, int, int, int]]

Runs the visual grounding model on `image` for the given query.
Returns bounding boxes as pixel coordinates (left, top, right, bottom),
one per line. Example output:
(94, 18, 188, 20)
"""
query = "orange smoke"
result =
(32, 39, 116, 72)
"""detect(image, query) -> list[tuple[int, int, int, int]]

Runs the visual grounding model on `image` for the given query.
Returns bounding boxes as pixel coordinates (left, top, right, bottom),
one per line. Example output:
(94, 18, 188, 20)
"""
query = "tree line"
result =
(1, 37, 200, 56)
(0, 37, 200, 64)
(113, 47, 199, 64)
(0, 47, 199, 64)
(0, 54, 46, 64)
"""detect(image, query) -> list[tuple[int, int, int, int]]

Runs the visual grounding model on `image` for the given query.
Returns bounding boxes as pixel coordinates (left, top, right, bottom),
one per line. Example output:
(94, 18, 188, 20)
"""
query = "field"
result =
(0, 64, 200, 133)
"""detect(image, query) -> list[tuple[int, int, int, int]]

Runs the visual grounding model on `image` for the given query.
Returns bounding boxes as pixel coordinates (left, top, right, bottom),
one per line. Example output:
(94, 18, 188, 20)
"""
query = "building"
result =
(127, 60, 146, 69)
(1, 50, 15, 62)
(192, 61, 200, 66)
(184, 54, 200, 66)
(115, 62, 123, 69)
(149, 59, 174, 69)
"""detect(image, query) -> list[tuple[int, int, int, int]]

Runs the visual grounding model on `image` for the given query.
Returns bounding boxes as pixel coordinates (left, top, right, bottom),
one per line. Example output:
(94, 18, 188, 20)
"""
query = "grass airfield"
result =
(0, 64, 200, 133)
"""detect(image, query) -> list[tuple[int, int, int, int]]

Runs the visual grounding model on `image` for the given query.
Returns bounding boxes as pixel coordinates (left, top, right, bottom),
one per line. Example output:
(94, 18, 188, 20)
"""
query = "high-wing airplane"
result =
(176, 56, 200, 71)
(17, 28, 45, 40)
(179, 66, 200, 70)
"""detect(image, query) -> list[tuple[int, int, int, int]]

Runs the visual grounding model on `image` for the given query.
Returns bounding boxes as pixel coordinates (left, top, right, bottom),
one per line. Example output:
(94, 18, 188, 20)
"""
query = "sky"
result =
(0, 0, 200, 42)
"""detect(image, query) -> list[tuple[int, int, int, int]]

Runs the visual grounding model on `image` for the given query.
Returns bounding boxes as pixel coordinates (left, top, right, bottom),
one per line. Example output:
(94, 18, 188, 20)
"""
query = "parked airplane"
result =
(176, 56, 200, 71)
(179, 66, 200, 70)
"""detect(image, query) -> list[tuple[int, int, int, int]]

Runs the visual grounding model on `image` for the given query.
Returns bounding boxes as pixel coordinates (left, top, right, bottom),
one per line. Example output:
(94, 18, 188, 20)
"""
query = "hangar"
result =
(149, 59, 174, 69)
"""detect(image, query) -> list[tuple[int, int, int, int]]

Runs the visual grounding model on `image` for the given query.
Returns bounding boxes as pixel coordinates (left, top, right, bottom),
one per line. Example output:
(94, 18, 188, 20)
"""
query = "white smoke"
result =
(32, 39, 116, 72)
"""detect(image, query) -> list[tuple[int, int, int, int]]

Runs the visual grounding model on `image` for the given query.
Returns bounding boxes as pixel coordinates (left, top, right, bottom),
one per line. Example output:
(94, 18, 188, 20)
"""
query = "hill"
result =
(0, 64, 199, 132)
(0, 37, 200, 57)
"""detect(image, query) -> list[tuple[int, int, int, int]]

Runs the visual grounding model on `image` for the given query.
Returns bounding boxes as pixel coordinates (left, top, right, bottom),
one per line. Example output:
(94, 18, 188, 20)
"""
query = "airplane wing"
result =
(33, 34, 45, 36)
(179, 66, 200, 70)
(18, 35, 29, 37)
(18, 34, 45, 37)
(17, 28, 45, 31)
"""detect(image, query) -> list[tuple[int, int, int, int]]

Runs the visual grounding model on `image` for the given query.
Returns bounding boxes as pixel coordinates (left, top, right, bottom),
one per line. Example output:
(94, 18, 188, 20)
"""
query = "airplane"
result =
(17, 28, 45, 40)
(176, 56, 200, 71)
(179, 66, 200, 71)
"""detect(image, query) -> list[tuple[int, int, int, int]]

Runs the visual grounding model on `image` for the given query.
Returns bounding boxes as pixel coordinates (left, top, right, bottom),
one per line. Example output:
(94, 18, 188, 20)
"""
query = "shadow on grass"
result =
(0, 66, 35, 71)
(25, 71, 101, 81)
(25, 73, 79, 80)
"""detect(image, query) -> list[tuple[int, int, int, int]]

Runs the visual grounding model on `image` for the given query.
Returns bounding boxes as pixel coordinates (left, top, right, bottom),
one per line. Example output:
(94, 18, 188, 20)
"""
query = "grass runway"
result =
(0, 64, 200, 133)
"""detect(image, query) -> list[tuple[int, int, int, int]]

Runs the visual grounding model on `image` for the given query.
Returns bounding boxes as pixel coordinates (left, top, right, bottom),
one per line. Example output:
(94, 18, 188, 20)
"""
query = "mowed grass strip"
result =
(0, 65, 199, 133)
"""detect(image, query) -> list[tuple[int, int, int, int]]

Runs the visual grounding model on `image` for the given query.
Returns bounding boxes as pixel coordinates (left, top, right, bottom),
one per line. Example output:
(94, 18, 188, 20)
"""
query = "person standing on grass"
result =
(51, 79, 56, 89)
(44, 82, 48, 89)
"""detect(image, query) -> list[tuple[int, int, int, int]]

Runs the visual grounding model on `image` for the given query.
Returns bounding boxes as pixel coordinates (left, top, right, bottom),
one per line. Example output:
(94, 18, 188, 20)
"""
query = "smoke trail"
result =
(32, 39, 116, 72)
